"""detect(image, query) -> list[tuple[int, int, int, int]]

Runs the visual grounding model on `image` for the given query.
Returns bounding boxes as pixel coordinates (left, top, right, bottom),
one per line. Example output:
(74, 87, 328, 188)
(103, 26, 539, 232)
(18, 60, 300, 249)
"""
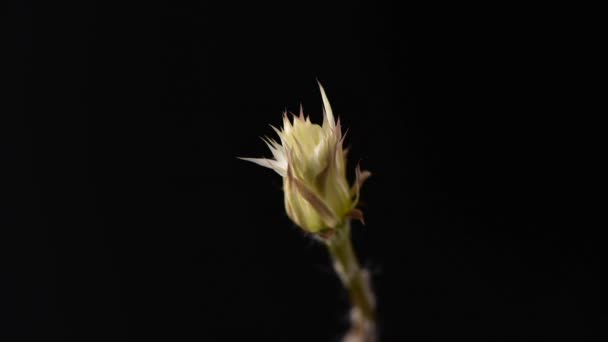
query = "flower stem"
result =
(326, 220, 376, 342)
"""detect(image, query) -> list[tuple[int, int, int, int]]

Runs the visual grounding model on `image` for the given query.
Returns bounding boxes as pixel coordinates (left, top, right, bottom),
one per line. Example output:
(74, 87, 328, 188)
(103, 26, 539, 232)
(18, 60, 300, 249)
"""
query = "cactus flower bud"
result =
(240, 83, 370, 236)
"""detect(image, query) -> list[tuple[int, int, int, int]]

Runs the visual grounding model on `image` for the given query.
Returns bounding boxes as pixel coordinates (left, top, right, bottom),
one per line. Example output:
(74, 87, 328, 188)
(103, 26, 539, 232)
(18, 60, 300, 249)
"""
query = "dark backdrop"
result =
(3, 1, 601, 341)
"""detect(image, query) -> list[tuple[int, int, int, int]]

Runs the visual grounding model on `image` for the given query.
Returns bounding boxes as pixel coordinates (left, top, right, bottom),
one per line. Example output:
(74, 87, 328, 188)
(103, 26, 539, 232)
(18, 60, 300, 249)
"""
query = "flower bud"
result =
(240, 83, 370, 236)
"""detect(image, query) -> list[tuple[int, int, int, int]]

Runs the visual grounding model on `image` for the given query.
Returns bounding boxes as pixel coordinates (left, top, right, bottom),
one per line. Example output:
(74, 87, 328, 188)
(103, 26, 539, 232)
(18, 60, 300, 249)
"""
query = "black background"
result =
(3, 1, 602, 341)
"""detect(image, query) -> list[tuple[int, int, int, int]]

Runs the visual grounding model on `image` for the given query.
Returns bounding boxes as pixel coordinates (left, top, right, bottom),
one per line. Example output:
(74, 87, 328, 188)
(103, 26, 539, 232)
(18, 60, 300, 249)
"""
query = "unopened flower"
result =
(240, 83, 370, 237)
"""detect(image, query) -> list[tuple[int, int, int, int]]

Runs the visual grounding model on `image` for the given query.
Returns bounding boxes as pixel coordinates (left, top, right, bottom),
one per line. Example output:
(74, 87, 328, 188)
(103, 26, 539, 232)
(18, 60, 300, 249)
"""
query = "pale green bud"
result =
(240, 83, 370, 237)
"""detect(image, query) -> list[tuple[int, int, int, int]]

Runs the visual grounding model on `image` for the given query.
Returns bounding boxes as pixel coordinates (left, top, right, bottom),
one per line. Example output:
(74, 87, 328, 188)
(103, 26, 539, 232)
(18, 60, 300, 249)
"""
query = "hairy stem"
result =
(327, 221, 376, 342)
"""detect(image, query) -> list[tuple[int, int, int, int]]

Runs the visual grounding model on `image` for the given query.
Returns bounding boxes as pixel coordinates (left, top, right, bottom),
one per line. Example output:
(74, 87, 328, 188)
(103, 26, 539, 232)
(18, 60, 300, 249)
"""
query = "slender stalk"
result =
(326, 220, 376, 342)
